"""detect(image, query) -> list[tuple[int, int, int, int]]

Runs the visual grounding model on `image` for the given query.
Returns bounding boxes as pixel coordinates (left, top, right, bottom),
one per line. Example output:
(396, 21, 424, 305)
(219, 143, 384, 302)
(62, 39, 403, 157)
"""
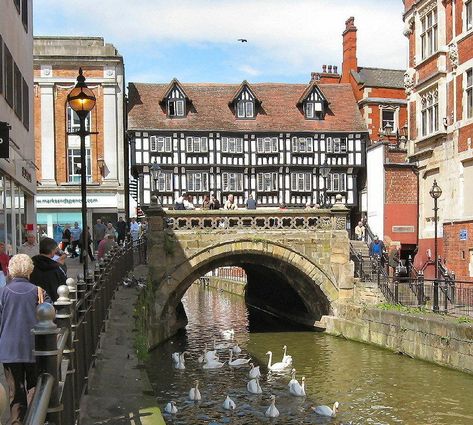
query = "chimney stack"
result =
(341, 16, 358, 83)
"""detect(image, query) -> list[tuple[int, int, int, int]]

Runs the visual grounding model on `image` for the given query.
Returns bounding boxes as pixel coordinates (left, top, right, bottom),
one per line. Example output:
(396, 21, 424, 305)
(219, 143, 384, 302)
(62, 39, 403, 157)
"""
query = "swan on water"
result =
(288, 368, 297, 388)
(189, 379, 202, 401)
(174, 352, 186, 370)
(213, 338, 230, 350)
(228, 350, 251, 367)
(164, 401, 178, 414)
(232, 343, 242, 355)
(289, 376, 306, 397)
(265, 395, 280, 418)
(171, 352, 180, 364)
(202, 358, 225, 369)
(222, 395, 236, 410)
(222, 328, 235, 340)
(266, 351, 289, 371)
(282, 345, 293, 365)
(198, 344, 219, 363)
(247, 378, 263, 394)
(248, 362, 261, 379)
(313, 401, 339, 417)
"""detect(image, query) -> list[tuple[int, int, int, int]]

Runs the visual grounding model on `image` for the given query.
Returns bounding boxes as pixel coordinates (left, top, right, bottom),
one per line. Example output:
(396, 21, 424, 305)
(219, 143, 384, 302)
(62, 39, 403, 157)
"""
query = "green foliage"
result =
(133, 332, 150, 362)
(456, 316, 473, 324)
(376, 302, 429, 315)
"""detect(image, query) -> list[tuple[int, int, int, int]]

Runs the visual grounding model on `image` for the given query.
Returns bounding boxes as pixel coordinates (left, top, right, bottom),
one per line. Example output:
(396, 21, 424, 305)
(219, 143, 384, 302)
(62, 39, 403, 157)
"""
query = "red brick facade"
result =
(443, 221, 473, 281)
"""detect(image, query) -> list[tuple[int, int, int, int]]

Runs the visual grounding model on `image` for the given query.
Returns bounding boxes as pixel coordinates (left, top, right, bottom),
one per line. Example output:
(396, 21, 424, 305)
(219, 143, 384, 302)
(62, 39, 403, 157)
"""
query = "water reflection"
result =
(147, 285, 473, 425)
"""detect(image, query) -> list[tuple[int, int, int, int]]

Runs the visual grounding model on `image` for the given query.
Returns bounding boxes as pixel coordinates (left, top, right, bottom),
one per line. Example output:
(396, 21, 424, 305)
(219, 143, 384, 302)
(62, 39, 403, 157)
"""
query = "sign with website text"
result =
(36, 194, 118, 209)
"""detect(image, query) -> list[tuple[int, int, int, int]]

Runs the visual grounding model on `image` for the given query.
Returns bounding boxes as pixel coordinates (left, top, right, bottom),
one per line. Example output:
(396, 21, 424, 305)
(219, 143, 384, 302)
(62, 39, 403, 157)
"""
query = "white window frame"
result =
(186, 172, 209, 192)
(221, 137, 244, 154)
(290, 172, 312, 192)
(156, 171, 173, 192)
(381, 108, 396, 132)
(186, 136, 208, 153)
(150, 136, 172, 153)
(466, 0, 473, 32)
(236, 100, 255, 118)
(256, 137, 278, 154)
(168, 99, 185, 117)
(326, 137, 347, 153)
(67, 106, 91, 133)
(327, 172, 346, 192)
(467, 69, 473, 119)
(420, 8, 438, 60)
(222, 172, 243, 192)
(291, 137, 313, 153)
(304, 101, 323, 119)
(420, 88, 439, 137)
(67, 147, 91, 183)
(257, 172, 278, 192)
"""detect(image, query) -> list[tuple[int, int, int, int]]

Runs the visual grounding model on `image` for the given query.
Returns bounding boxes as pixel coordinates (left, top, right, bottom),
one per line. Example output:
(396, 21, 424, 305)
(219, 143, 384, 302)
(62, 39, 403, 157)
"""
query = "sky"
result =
(33, 0, 406, 84)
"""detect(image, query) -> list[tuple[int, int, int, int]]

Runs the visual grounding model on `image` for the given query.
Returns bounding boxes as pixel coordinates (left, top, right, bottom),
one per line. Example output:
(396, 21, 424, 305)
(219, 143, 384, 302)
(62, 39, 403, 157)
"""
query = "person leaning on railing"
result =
(0, 254, 51, 424)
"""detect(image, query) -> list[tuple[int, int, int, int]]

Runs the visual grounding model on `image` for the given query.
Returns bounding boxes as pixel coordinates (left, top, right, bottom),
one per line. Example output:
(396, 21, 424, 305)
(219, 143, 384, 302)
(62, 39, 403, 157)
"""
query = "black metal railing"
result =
(23, 238, 146, 425)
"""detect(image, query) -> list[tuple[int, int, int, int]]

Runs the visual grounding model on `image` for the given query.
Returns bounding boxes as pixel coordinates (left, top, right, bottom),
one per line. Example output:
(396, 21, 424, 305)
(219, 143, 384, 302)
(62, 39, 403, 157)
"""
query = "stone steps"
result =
(354, 279, 385, 305)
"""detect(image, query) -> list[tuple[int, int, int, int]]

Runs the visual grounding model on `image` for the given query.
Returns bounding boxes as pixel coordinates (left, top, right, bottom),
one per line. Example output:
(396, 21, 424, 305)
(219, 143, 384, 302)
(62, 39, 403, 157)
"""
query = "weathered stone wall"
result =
(322, 303, 473, 374)
(205, 277, 246, 297)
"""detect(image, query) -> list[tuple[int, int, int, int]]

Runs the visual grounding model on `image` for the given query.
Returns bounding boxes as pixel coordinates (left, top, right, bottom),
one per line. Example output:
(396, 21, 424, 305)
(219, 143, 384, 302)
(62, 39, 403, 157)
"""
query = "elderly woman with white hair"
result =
(0, 254, 51, 424)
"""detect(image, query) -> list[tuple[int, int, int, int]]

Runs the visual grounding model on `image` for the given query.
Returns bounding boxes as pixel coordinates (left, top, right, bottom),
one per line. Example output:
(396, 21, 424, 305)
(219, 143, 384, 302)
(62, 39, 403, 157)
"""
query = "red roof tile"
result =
(128, 81, 367, 133)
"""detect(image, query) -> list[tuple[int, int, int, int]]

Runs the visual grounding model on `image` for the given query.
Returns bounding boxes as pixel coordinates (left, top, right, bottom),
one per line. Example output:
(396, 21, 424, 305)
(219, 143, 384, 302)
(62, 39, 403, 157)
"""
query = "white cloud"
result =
(35, 0, 407, 80)
(238, 64, 262, 76)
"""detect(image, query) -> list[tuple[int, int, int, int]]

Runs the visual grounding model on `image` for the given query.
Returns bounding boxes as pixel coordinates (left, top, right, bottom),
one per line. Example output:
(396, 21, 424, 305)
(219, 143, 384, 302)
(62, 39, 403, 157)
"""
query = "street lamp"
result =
(150, 159, 162, 208)
(67, 68, 96, 279)
(320, 159, 331, 208)
(429, 179, 442, 312)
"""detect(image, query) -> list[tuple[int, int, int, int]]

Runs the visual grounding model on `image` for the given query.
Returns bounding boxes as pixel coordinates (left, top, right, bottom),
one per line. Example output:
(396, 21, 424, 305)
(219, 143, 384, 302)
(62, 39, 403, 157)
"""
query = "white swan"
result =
(282, 345, 293, 365)
(189, 379, 202, 401)
(222, 328, 235, 340)
(289, 376, 306, 397)
(288, 368, 297, 388)
(228, 350, 251, 367)
(171, 352, 180, 364)
(174, 352, 186, 370)
(213, 338, 230, 350)
(232, 343, 242, 355)
(265, 395, 279, 418)
(198, 344, 219, 363)
(164, 401, 178, 414)
(247, 378, 262, 394)
(203, 358, 225, 369)
(313, 401, 339, 417)
(266, 351, 288, 371)
(222, 395, 236, 410)
(248, 362, 261, 379)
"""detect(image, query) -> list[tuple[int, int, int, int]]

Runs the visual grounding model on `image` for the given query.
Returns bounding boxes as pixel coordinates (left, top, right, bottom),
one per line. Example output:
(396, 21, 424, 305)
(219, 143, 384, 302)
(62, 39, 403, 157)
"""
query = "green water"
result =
(147, 285, 473, 425)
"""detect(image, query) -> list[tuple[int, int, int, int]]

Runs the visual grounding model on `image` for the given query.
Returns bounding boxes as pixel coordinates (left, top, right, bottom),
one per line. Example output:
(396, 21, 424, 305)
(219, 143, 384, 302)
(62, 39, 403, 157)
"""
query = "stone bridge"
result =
(144, 201, 354, 348)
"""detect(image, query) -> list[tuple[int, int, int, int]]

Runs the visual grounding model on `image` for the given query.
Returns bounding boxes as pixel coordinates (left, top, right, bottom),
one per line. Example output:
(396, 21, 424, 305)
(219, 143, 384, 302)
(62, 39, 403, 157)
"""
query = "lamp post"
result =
(150, 159, 162, 208)
(67, 68, 96, 279)
(320, 159, 331, 208)
(429, 179, 442, 313)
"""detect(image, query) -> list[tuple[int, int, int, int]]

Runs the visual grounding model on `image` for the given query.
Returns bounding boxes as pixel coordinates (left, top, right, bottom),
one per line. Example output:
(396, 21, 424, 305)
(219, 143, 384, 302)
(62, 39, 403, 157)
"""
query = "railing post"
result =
(394, 269, 399, 304)
(54, 285, 75, 425)
(417, 271, 425, 306)
(444, 280, 449, 313)
(32, 303, 62, 425)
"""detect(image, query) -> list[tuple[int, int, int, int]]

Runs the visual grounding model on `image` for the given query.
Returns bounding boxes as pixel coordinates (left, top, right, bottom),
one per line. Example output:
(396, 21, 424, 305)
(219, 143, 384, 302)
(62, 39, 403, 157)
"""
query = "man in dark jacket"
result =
(116, 217, 127, 244)
(30, 237, 67, 302)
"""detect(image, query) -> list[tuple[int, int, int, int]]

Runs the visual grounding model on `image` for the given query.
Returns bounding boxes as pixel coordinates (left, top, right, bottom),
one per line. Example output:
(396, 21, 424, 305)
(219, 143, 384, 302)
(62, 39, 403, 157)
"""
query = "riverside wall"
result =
(322, 303, 473, 375)
(203, 276, 246, 296)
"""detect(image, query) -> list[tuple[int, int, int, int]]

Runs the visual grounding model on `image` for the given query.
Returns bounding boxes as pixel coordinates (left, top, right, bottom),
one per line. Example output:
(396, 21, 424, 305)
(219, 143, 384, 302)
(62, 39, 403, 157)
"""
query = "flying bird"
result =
(238, 39, 248, 43)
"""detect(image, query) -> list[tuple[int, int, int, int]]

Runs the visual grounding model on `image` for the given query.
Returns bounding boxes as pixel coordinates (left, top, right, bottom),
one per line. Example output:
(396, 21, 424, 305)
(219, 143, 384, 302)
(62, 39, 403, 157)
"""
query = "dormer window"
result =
(168, 98, 185, 117)
(161, 78, 189, 118)
(304, 100, 324, 119)
(299, 83, 327, 120)
(237, 99, 254, 118)
(231, 81, 259, 119)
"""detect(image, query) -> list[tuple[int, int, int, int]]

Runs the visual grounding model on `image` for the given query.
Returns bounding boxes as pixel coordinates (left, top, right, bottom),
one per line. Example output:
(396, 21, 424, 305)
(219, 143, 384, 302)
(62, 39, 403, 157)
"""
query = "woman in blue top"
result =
(0, 254, 51, 424)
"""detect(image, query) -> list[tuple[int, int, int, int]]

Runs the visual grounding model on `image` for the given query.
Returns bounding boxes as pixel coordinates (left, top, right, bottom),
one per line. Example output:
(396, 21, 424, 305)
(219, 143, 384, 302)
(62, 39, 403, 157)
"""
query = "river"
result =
(146, 284, 473, 425)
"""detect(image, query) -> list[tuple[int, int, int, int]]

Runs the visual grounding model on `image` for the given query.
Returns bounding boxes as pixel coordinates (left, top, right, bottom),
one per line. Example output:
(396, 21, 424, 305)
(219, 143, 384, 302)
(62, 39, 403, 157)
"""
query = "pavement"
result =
(0, 259, 164, 425)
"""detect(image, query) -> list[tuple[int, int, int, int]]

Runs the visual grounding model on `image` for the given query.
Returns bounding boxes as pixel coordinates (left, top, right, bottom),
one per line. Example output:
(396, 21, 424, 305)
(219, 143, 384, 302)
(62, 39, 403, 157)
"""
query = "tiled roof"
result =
(351, 67, 405, 89)
(128, 81, 367, 133)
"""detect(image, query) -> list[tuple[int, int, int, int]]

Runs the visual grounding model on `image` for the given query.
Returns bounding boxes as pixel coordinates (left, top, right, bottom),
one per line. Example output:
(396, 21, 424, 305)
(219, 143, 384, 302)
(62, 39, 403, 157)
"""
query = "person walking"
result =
(69, 222, 82, 258)
(0, 243, 10, 288)
(30, 237, 67, 302)
(93, 219, 106, 250)
(105, 222, 116, 238)
(79, 227, 95, 263)
(388, 245, 401, 276)
(61, 224, 72, 254)
(354, 221, 365, 241)
(19, 233, 39, 257)
(97, 234, 117, 261)
(245, 194, 257, 210)
(369, 235, 386, 265)
(116, 217, 127, 244)
(0, 254, 51, 423)
(130, 217, 140, 242)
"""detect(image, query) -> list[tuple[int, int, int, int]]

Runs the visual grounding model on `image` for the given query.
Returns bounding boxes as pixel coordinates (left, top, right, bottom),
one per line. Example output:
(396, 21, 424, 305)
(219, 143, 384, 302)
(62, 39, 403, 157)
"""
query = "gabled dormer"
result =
(161, 78, 190, 118)
(230, 81, 261, 119)
(298, 82, 328, 120)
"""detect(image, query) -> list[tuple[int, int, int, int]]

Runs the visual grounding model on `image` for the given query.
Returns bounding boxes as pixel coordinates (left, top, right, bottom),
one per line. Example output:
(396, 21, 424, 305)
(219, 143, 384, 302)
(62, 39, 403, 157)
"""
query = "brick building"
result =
(404, 0, 473, 280)
(0, 0, 36, 254)
(33, 37, 126, 241)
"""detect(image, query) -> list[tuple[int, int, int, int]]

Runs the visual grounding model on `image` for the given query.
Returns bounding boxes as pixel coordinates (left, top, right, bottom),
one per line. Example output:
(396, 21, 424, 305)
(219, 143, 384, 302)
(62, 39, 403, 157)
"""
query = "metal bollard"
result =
(417, 271, 425, 306)
(32, 303, 62, 425)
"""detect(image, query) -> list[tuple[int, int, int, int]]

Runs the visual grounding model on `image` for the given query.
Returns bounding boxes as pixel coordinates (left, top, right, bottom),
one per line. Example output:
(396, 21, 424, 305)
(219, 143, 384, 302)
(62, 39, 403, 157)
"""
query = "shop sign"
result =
(0, 121, 10, 159)
(37, 194, 118, 209)
(460, 229, 468, 241)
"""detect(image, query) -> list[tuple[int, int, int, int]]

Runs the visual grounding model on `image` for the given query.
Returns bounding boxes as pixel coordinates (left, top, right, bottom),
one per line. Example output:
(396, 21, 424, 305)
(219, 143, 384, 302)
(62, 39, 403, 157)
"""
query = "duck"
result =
(174, 352, 186, 370)
(164, 401, 178, 414)
(222, 395, 236, 410)
(189, 379, 202, 401)
(228, 349, 251, 367)
(288, 368, 297, 388)
(266, 351, 289, 371)
(248, 362, 261, 379)
(289, 376, 306, 397)
(222, 328, 235, 340)
(313, 401, 339, 417)
(265, 395, 279, 418)
(281, 345, 293, 365)
(247, 378, 262, 394)
(202, 358, 226, 369)
(232, 342, 242, 355)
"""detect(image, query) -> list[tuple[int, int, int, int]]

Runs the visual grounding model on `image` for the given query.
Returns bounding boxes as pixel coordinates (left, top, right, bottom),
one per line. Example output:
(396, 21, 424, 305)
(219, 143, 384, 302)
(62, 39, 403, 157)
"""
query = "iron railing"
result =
(23, 238, 146, 425)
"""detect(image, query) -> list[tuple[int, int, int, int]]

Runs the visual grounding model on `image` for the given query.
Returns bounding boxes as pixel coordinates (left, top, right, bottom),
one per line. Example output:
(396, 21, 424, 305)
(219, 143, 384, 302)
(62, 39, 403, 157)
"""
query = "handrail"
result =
(24, 374, 54, 425)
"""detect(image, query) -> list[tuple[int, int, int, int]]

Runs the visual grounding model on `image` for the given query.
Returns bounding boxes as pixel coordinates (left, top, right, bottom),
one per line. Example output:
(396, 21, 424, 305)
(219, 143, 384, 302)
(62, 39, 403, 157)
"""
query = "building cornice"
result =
(358, 97, 407, 106)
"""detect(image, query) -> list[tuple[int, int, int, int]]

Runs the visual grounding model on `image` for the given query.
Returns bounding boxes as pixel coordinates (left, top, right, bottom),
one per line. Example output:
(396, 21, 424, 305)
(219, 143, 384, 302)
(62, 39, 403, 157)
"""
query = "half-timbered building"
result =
(127, 78, 368, 217)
